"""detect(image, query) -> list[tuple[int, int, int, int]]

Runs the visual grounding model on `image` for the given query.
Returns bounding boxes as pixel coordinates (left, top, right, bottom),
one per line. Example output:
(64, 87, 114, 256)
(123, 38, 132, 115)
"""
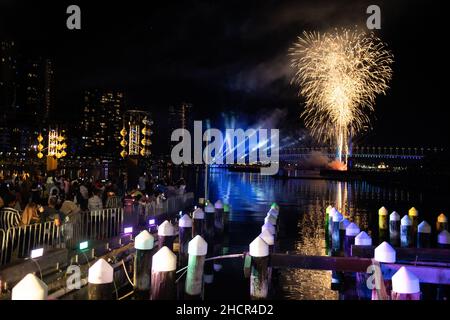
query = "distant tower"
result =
(44, 59, 54, 122)
(168, 102, 192, 154)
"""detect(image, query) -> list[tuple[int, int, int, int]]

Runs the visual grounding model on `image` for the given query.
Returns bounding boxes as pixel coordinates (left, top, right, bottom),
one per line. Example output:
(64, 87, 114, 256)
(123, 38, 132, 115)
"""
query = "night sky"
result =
(1, 0, 448, 150)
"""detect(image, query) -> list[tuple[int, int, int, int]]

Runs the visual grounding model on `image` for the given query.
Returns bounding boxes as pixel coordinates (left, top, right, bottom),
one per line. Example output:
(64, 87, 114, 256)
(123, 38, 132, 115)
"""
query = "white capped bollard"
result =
(326, 205, 333, 215)
(408, 207, 419, 235)
(378, 206, 388, 230)
(391, 267, 421, 300)
(401, 215, 413, 248)
(355, 231, 372, 246)
(328, 207, 337, 239)
(179, 214, 193, 267)
(158, 220, 176, 250)
(198, 198, 205, 209)
(214, 200, 224, 236)
(344, 223, 360, 256)
(134, 230, 155, 295)
(374, 241, 396, 263)
(267, 208, 279, 218)
(262, 221, 276, 235)
(204, 201, 216, 285)
(332, 210, 343, 252)
(259, 229, 275, 252)
(417, 221, 431, 248)
(264, 214, 277, 226)
(12, 273, 48, 300)
(270, 202, 279, 211)
(151, 246, 177, 300)
(223, 203, 231, 231)
(249, 236, 270, 300)
(88, 258, 114, 300)
(204, 202, 216, 239)
(437, 230, 450, 249)
(185, 235, 208, 299)
(389, 211, 400, 246)
(339, 218, 350, 249)
(192, 207, 205, 237)
(436, 213, 448, 233)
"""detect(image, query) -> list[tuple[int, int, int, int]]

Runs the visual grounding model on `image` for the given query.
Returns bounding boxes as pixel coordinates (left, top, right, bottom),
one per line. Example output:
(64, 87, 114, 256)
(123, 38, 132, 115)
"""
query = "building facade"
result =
(80, 89, 125, 158)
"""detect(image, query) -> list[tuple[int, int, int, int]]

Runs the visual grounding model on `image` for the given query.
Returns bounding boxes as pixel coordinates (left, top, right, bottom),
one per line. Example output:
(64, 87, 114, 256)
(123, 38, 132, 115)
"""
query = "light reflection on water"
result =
(197, 168, 436, 300)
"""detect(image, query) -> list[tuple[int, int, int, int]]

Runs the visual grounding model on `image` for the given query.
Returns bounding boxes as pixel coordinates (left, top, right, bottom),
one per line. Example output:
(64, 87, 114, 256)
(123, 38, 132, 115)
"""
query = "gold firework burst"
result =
(289, 28, 393, 162)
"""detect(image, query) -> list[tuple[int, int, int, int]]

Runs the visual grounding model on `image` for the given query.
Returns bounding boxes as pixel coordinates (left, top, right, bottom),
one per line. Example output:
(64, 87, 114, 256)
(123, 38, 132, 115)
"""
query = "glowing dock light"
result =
(79, 241, 89, 250)
(30, 248, 44, 259)
(124, 227, 133, 234)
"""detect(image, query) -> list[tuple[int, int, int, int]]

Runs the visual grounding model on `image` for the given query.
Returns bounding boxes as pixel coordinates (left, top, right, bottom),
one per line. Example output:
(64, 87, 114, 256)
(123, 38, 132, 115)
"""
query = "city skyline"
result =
(1, 0, 449, 156)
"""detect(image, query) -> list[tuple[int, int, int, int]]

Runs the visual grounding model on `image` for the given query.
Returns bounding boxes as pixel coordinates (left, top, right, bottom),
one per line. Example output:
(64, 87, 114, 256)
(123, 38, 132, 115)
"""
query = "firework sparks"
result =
(289, 28, 393, 164)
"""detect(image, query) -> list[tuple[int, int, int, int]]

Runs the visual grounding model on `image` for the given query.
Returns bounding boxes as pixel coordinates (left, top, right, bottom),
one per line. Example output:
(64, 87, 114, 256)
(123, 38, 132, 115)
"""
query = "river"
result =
(186, 167, 446, 300)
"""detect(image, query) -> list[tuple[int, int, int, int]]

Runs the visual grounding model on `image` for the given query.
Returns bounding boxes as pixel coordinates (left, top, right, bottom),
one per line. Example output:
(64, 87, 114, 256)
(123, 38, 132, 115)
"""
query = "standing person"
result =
(0, 193, 22, 229)
(79, 182, 89, 210)
(21, 203, 40, 226)
(63, 177, 70, 198)
(138, 174, 146, 192)
(88, 189, 103, 211)
(30, 182, 43, 205)
(41, 196, 64, 225)
(105, 191, 122, 209)
(60, 193, 80, 218)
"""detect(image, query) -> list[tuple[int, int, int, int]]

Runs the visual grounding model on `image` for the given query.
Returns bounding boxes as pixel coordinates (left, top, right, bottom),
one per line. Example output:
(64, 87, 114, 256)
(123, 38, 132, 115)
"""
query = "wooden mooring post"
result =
(150, 246, 177, 300)
(11, 273, 48, 300)
(88, 258, 114, 300)
(378, 206, 388, 242)
(401, 215, 413, 248)
(436, 213, 448, 233)
(133, 230, 155, 298)
(158, 220, 176, 251)
(417, 221, 431, 248)
(185, 235, 208, 299)
(249, 236, 270, 300)
(391, 266, 421, 300)
(192, 207, 205, 238)
(389, 211, 400, 247)
(344, 223, 360, 257)
(214, 200, 224, 237)
(179, 214, 193, 267)
(204, 202, 216, 284)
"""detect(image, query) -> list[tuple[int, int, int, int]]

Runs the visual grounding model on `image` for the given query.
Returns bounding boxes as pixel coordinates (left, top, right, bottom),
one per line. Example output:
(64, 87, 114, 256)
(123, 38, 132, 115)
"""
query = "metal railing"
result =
(136, 192, 194, 220)
(0, 221, 62, 265)
(0, 192, 194, 266)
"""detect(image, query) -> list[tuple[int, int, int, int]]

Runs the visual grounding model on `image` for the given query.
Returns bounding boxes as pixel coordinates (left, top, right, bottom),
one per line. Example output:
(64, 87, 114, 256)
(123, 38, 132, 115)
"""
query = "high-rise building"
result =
(81, 89, 125, 157)
(0, 42, 53, 155)
(44, 59, 54, 121)
(168, 102, 192, 153)
(0, 40, 18, 121)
